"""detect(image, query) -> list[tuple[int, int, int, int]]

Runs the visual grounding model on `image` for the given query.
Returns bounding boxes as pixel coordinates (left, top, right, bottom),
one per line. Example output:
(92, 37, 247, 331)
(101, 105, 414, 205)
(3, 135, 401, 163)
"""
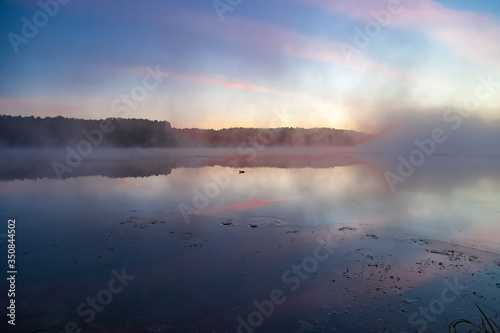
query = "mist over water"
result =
(1, 138, 499, 331)
(1, 105, 500, 333)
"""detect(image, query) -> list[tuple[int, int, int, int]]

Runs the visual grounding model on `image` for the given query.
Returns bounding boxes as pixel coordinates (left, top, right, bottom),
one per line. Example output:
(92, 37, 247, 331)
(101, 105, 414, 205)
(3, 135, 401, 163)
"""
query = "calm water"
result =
(0, 149, 499, 332)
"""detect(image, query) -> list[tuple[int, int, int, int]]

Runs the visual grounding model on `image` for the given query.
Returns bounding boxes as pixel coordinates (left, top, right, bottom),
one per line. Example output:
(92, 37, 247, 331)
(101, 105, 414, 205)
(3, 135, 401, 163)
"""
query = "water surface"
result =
(0, 148, 499, 332)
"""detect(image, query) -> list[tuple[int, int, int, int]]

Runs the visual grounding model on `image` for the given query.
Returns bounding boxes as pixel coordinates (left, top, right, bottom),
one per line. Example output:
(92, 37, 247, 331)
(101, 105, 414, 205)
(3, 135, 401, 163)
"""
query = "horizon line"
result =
(0, 113, 366, 133)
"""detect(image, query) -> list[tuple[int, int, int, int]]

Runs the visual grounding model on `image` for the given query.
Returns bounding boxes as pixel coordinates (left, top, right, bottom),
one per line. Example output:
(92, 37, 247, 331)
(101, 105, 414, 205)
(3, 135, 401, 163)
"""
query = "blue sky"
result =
(1, 0, 500, 131)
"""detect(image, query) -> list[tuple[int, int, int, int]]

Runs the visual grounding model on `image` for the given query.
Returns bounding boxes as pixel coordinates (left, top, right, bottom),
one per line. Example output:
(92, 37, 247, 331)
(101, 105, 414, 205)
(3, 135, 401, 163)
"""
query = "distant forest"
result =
(0, 115, 368, 148)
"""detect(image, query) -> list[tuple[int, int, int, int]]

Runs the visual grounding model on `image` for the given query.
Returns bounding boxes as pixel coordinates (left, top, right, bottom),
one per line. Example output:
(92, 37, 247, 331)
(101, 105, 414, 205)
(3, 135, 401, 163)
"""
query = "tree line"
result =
(0, 115, 367, 148)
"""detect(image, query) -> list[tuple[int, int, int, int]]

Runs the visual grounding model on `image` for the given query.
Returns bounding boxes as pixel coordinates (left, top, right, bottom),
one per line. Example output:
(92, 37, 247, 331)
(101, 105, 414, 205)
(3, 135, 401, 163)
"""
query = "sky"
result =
(1, 0, 500, 132)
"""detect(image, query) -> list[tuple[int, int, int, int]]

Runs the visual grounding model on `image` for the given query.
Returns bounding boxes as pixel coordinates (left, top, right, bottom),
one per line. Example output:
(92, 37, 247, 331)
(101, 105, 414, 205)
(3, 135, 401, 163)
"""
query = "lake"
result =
(0, 148, 499, 332)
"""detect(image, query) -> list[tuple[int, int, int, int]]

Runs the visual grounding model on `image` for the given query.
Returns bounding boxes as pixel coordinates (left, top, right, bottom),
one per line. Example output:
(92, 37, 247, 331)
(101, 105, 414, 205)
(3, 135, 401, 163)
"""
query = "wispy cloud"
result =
(168, 71, 304, 96)
(295, 0, 500, 69)
(173, 11, 443, 89)
(117, 66, 305, 97)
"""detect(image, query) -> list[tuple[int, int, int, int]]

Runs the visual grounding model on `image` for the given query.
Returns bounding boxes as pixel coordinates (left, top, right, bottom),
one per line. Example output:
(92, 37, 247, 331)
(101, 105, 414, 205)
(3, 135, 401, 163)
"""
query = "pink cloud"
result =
(168, 72, 304, 96)
(172, 11, 443, 89)
(296, 0, 500, 68)
(118, 65, 306, 96)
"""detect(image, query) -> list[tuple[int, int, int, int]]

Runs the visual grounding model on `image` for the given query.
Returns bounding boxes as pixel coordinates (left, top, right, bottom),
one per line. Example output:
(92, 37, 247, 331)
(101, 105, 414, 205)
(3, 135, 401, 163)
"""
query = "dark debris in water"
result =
(221, 219, 236, 227)
(472, 291, 485, 299)
(339, 227, 357, 232)
(180, 232, 193, 240)
(425, 248, 473, 262)
(119, 216, 166, 227)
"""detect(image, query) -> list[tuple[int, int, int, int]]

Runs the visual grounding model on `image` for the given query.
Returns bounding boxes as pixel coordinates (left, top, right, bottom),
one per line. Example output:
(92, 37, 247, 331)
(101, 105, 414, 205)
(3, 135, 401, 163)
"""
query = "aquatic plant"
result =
(447, 303, 500, 333)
